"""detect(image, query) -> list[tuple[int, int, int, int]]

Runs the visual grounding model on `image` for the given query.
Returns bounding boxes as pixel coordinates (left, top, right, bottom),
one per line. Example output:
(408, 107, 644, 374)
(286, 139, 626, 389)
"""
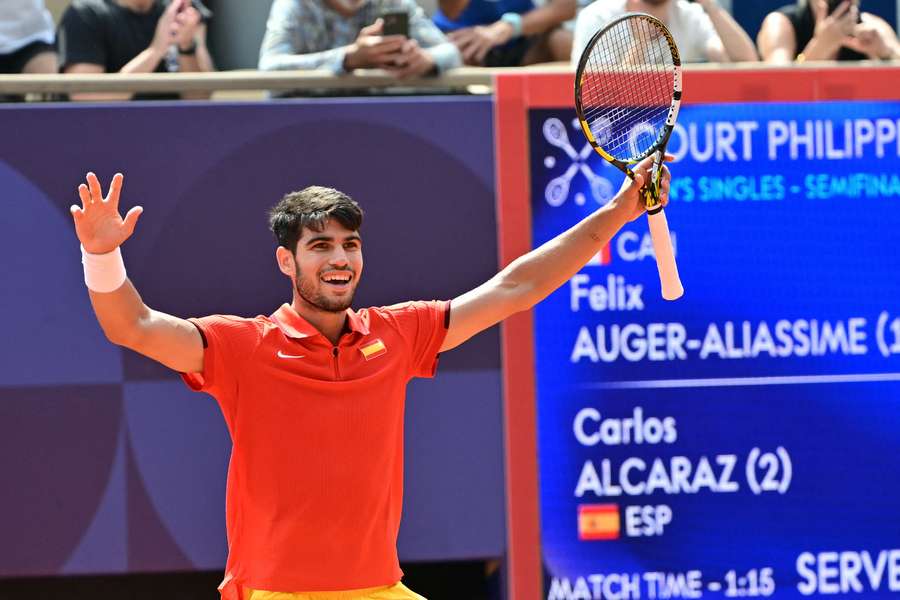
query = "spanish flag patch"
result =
(578, 503, 620, 540)
(360, 338, 387, 361)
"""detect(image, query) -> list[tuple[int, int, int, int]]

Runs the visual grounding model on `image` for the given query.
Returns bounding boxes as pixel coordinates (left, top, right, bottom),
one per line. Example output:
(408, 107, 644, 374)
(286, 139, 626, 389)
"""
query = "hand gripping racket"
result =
(574, 13, 684, 300)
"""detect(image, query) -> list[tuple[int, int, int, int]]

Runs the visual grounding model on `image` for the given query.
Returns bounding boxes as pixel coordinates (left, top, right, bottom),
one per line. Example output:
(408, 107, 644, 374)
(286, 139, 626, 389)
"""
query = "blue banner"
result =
(530, 101, 900, 599)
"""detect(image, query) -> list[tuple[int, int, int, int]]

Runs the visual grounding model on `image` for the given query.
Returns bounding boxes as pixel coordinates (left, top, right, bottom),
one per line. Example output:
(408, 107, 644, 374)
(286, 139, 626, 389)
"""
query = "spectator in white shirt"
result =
(572, 0, 758, 63)
(0, 0, 57, 74)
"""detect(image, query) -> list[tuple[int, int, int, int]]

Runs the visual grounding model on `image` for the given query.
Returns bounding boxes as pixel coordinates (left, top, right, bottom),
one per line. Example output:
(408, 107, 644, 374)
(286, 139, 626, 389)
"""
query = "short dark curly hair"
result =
(268, 186, 364, 253)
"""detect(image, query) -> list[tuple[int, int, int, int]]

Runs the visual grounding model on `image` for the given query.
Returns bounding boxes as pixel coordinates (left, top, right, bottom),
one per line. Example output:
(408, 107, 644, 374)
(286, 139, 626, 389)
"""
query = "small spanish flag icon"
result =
(586, 244, 613, 266)
(360, 338, 387, 361)
(578, 503, 620, 540)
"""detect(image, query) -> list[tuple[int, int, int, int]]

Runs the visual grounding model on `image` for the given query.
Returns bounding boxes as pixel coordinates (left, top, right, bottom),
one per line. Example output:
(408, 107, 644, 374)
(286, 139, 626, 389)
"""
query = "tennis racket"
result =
(574, 13, 684, 300)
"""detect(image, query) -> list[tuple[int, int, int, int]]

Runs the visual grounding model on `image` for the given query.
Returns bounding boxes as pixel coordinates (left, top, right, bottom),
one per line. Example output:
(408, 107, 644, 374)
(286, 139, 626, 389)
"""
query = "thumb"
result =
(123, 206, 144, 237)
(361, 18, 383, 36)
(632, 154, 655, 182)
(631, 170, 645, 190)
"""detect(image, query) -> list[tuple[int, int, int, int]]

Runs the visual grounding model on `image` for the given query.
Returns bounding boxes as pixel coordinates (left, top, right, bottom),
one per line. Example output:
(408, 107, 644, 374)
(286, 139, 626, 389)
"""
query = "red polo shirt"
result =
(181, 300, 449, 598)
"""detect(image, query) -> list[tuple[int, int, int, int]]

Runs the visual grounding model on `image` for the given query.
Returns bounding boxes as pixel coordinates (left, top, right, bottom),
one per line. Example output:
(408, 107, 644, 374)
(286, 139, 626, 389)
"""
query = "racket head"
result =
(574, 13, 682, 172)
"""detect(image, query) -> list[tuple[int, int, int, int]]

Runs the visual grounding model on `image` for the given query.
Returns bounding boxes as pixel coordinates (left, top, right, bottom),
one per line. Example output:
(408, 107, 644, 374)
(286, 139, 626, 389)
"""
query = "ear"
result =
(275, 246, 295, 278)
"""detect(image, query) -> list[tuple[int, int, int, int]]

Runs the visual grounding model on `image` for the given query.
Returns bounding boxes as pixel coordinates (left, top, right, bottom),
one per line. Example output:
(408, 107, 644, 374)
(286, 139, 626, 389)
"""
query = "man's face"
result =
(291, 220, 363, 313)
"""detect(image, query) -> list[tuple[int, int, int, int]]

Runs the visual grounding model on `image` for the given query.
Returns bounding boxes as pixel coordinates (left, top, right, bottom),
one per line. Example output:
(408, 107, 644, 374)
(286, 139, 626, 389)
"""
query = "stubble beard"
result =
(294, 266, 355, 313)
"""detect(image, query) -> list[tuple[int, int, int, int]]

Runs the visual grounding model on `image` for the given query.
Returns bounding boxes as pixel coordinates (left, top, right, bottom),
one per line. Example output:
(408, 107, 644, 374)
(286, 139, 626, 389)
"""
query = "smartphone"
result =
(382, 12, 409, 37)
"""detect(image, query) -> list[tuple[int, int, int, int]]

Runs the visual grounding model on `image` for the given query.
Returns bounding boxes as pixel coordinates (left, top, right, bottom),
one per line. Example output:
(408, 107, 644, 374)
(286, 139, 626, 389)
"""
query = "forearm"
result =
(178, 46, 214, 73)
(177, 45, 215, 98)
(876, 21, 900, 58)
(120, 46, 166, 74)
(800, 34, 840, 60)
(88, 279, 152, 347)
(499, 201, 630, 311)
(521, 0, 575, 36)
(259, 45, 348, 73)
(703, 3, 758, 61)
(884, 43, 900, 59)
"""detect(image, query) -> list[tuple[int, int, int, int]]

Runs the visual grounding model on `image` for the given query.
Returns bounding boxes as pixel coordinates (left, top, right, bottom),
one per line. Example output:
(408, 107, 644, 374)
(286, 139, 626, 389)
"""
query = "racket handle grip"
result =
(647, 209, 684, 301)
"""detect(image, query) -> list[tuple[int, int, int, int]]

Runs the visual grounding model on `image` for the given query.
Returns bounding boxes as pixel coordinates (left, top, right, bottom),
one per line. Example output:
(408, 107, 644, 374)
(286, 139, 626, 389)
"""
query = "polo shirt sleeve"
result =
(385, 300, 450, 379)
(180, 315, 262, 403)
(57, 3, 107, 71)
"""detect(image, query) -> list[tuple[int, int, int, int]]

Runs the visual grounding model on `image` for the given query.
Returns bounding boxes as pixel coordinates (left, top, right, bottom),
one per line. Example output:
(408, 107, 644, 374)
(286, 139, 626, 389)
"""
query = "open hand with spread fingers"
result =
(70, 172, 143, 255)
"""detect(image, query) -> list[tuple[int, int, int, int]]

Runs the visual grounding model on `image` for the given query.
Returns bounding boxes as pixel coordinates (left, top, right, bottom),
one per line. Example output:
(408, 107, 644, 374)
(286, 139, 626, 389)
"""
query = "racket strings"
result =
(580, 17, 674, 162)
(583, 20, 670, 134)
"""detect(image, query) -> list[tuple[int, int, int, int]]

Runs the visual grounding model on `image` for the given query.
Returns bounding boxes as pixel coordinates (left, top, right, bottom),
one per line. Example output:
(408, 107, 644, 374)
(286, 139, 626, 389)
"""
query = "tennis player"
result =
(70, 158, 670, 600)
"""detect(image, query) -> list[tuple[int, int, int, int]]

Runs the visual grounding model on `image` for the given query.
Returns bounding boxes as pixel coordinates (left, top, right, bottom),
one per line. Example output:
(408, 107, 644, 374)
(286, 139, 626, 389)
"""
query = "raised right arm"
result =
(72, 172, 204, 374)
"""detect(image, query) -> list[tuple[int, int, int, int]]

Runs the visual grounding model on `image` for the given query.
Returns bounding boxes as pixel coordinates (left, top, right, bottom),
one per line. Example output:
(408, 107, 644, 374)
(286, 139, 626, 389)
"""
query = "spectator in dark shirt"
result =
(0, 0, 57, 75)
(758, 0, 900, 63)
(57, 0, 214, 101)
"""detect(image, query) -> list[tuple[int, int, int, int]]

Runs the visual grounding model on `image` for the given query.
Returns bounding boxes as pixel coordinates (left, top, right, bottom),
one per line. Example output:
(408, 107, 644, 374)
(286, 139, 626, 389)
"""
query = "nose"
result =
(330, 247, 349, 267)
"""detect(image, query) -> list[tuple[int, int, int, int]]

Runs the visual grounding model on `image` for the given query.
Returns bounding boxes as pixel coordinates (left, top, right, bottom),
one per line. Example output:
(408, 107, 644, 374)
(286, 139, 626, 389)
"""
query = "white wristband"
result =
(500, 12, 523, 37)
(81, 245, 127, 293)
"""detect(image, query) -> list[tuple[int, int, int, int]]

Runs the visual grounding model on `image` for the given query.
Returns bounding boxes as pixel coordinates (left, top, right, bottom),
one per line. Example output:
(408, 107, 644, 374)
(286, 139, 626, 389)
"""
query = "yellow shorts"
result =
(245, 582, 426, 600)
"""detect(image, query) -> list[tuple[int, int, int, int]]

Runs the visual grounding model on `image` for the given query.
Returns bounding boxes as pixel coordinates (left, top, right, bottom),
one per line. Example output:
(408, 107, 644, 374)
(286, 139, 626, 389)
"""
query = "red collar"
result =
(270, 304, 370, 339)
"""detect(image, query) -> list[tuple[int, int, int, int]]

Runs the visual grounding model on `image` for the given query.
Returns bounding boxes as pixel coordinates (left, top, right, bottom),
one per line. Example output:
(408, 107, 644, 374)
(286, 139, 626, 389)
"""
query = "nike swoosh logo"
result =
(277, 351, 305, 359)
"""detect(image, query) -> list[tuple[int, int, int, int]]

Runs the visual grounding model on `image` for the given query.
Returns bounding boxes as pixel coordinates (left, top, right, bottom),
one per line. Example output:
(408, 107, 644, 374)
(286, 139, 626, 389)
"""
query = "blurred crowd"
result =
(1, 0, 899, 99)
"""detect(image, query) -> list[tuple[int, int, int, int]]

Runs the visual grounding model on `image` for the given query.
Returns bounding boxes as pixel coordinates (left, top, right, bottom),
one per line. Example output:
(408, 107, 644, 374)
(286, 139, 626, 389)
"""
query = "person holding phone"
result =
(259, 0, 461, 79)
(57, 0, 214, 101)
(758, 0, 900, 63)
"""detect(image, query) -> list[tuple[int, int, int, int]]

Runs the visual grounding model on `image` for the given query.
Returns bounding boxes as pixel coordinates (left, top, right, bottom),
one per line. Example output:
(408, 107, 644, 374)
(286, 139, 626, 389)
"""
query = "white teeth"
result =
(323, 274, 351, 283)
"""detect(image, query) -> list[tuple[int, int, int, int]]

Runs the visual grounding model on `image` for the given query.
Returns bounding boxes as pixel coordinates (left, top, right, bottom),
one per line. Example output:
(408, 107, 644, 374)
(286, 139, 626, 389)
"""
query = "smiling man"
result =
(71, 168, 669, 600)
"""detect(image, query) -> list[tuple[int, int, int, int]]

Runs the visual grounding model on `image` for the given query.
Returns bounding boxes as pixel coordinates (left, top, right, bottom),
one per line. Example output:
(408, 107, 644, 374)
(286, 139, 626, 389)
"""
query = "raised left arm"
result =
(440, 156, 670, 352)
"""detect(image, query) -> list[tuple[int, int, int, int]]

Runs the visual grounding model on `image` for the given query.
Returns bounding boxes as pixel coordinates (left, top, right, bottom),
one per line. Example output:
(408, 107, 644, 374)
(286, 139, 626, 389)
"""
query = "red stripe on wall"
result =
(518, 65, 900, 108)
(494, 73, 542, 600)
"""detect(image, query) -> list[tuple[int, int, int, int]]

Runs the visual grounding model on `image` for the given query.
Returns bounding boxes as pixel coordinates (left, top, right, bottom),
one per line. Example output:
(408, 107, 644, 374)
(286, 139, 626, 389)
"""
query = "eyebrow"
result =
(304, 234, 362, 247)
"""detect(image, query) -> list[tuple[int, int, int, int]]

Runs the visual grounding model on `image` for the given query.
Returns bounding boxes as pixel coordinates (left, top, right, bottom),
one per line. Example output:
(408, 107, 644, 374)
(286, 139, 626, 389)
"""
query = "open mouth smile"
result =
(321, 272, 353, 287)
